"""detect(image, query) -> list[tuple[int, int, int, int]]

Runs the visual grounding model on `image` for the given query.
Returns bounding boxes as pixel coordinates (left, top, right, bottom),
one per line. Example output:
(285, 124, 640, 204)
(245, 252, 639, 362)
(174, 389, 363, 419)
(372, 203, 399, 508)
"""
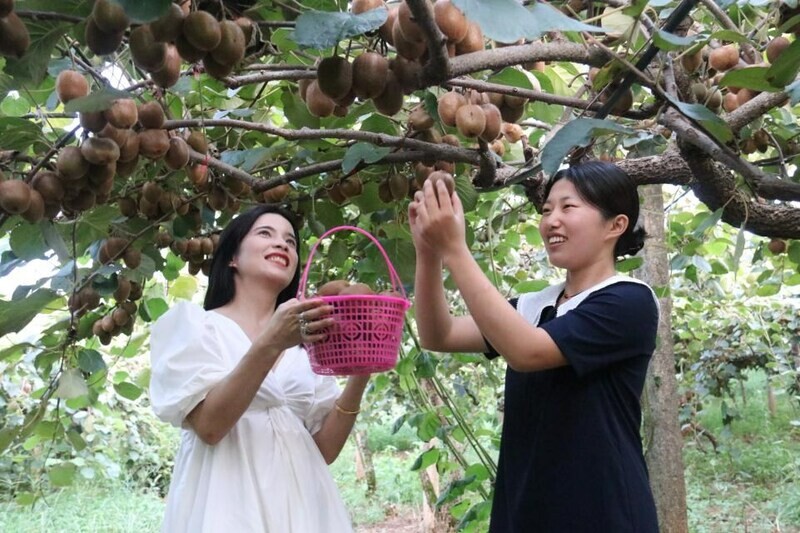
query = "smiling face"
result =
(539, 178, 626, 272)
(230, 213, 299, 290)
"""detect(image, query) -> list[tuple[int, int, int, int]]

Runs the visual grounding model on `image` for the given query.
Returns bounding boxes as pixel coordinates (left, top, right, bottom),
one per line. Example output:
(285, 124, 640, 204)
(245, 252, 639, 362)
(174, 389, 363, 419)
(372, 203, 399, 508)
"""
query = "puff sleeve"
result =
(149, 301, 230, 428)
(303, 372, 341, 435)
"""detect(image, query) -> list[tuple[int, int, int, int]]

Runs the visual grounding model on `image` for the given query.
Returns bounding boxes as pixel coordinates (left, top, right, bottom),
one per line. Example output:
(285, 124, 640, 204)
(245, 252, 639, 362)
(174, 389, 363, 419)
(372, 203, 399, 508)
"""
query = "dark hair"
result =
(204, 204, 302, 311)
(543, 161, 646, 258)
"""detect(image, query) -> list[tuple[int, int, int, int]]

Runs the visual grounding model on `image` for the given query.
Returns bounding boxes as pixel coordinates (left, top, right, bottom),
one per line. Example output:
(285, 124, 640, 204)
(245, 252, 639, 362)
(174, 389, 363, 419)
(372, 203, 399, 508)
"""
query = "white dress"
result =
(149, 301, 353, 533)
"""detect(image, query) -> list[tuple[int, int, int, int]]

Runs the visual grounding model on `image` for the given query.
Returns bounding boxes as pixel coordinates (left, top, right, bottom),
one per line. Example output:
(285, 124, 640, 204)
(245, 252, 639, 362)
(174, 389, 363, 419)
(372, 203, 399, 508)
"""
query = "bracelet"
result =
(334, 401, 360, 416)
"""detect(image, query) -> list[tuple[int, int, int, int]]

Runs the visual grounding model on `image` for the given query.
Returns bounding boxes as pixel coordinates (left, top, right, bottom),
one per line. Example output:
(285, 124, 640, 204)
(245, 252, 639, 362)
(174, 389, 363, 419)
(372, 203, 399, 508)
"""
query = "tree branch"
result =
(725, 91, 790, 134)
(406, 0, 451, 84)
(16, 10, 84, 24)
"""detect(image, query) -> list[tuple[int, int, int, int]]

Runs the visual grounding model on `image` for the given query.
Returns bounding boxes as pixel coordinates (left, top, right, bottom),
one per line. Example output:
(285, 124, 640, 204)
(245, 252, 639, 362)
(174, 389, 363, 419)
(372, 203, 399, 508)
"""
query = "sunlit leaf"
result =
(56, 368, 89, 399)
(291, 8, 388, 49)
(540, 118, 633, 176)
(0, 288, 59, 337)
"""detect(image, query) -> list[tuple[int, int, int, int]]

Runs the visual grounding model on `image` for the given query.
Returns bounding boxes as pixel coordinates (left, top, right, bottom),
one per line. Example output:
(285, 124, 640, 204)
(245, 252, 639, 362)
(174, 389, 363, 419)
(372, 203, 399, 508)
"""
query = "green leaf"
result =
(0, 288, 59, 337)
(415, 352, 437, 378)
(114, 381, 143, 400)
(168, 275, 198, 300)
(616, 256, 643, 272)
(664, 95, 733, 144)
(410, 448, 440, 471)
(281, 89, 319, 129)
(487, 67, 534, 90)
(10, 221, 48, 260)
(454, 173, 478, 212)
(14, 492, 35, 506)
(141, 297, 169, 322)
(731, 225, 745, 273)
(755, 283, 780, 297)
(693, 208, 724, 236)
(3, 20, 69, 86)
(0, 117, 50, 152)
(453, 0, 601, 43)
(718, 67, 781, 92)
(787, 240, 800, 264)
(114, 0, 172, 23)
(55, 369, 89, 399)
(540, 118, 633, 176)
(766, 39, 800, 88)
(77, 349, 107, 374)
(291, 8, 388, 50)
(64, 86, 133, 113)
(0, 427, 19, 454)
(341, 142, 392, 174)
(328, 237, 350, 268)
(709, 30, 751, 44)
(48, 462, 77, 488)
(513, 280, 550, 293)
(654, 30, 697, 51)
(622, 0, 649, 18)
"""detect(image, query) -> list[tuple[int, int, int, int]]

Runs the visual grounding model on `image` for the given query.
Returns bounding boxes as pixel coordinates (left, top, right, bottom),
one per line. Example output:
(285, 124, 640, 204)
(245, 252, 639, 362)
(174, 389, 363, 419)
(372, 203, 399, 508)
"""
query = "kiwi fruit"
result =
(165, 137, 190, 169)
(235, 17, 254, 44)
(767, 238, 787, 254)
(138, 102, 166, 129)
(0, 12, 30, 59)
(118, 196, 138, 218)
(441, 134, 460, 147)
(397, 1, 424, 43)
(81, 137, 120, 166)
(706, 89, 722, 111)
(114, 276, 132, 301)
(182, 11, 222, 52)
(98, 123, 127, 147)
(600, 88, 633, 114)
(766, 36, 790, 64)
(339, 282, 375, 295)
(317, 55, 353, 101)
(85, 16, 124, 56)
(116, 156, 140, 178)
(86, 162, 116, 185)
(206, 185, 228, 211)
(378, 179, 394, 203)
(211, 19, 246, 65)
(138, 129, 171, 159)
(186, 164, 209, 190)
(437, 91, 466, 127)
(372, 70, 404, 116)
(150, 44, 182, 88)
(150, 3, 185, 42)
(175, 33, 206, 63)
(680, 49, 703, 73)
(414, 161, 433, 186)
(20, 190, 44, 223)
(317, 279, 349, 296)
(340, 176, 364, 198)
(479, 103, 502, 142)
(737, 87, 758, 106)
(499, 102, 525, 122)
(708, 45, 739, 72)
(380, 5, 398, 44)
(455, 104, 486, 137)
(409, 105, 434, 130)
(490, 139, 505, 156)
(31, 171, 65, 204)
(455, 22, 484, 55)
(92, 0, 130, 34)
(104, 98, 138, 129)
(392, 18, 426, 60)
(0, 0, 12, 17)
(434, 160, 454, 174)
(202, 53, 234, 79)
(352, 0, 384, 14)
(99, 236, 128, 264)
(262, 183, 290, 203)
(433, 0, 468, 43)
(305, 80, 336, 118)
(722, 92, 739, 112)
(130, 25, 167, 72)
(142, 182, 163, 204)
(427, 170, 456, 199)
(187, 131, 209, 154)
(388, 173, 410, 200)
(327, 182, 347, 205)
(0, 179, 32, 214)
(390, 56, 422, 94)
(352, 52, 389, 99)
(123, 248, 142, 269)
(57, 146, 90, 180)
(117, 129, 139, 163)
(55, 70, 90, 104)
(80, 110, 107, 133)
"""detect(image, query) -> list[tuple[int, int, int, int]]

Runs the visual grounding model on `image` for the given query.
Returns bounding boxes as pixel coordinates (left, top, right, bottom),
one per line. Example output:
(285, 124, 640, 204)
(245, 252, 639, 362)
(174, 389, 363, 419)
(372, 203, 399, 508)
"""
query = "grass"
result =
(2, 371, 798, 532)
(683, 370, 800, 533)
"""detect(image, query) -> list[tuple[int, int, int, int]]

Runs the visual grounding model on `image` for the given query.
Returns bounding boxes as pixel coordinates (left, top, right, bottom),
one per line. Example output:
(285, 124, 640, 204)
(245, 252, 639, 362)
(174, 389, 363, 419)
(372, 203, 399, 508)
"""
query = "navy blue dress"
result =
(485, 282, 660, 532)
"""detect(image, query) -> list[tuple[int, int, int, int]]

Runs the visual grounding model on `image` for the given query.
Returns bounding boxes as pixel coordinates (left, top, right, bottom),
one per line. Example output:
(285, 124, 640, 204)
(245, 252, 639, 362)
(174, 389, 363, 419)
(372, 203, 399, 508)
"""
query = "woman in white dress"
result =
(149, 205, 368, 532)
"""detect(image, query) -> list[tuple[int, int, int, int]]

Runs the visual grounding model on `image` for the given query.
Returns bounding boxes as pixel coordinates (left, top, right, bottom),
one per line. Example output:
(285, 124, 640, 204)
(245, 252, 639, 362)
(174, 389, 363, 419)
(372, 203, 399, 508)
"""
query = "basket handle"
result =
(297, 225, 407, 300)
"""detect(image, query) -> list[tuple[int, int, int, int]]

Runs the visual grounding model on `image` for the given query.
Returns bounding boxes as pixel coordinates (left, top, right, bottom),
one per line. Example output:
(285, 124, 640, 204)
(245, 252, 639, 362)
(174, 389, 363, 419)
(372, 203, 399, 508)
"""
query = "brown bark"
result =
(637, 185, 689, 533)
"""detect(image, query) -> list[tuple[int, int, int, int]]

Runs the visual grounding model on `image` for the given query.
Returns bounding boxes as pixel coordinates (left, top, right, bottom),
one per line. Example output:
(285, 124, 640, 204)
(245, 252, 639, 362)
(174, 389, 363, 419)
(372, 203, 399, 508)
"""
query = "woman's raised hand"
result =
(255, 298, 335, 353)
(409, 179, 467, 265)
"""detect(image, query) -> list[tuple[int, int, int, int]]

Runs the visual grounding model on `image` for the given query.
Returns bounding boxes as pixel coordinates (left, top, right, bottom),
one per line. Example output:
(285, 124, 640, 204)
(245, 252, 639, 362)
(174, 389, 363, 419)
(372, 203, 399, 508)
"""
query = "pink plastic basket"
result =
(298, 225, 411, 376)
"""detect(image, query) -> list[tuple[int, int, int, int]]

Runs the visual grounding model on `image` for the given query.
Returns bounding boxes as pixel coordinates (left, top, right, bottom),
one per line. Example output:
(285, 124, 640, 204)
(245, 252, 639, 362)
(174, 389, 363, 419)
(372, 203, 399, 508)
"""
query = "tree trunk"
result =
(354, 430, 377, 496)
(636, 185, 689, 533)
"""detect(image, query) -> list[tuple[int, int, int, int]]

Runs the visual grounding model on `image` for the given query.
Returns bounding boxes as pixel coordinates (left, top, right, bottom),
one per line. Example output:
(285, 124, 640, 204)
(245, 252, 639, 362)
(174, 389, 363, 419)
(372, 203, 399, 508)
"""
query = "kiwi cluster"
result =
(89, 276, 144, 345)
(0, 173, 46, 223)
(315, 279, 401, 298)
(326, 175, 364, 205)
(85, 1, 253, 85)
(0, 0, 31, 59)
(169, 234, 219, 276)
(98, 236, 142, 269)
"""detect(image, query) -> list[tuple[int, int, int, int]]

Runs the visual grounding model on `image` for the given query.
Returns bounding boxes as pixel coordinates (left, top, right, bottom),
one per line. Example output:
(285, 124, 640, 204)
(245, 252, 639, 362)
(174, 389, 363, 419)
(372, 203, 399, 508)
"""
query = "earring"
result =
(229, 262, 237, 268)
